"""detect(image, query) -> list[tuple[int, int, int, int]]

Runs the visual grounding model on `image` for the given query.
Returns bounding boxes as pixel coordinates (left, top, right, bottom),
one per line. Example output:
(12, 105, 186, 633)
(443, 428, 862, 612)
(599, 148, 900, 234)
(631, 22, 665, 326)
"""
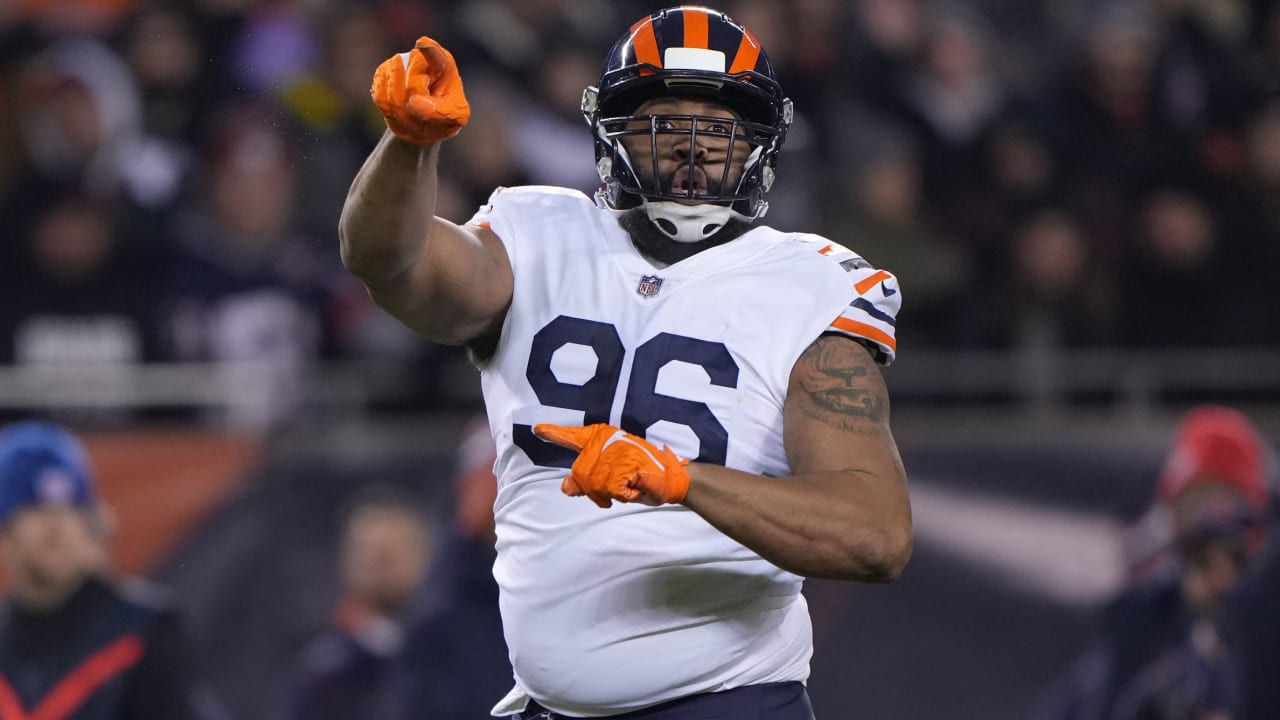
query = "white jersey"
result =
(471, 187, 900, 717)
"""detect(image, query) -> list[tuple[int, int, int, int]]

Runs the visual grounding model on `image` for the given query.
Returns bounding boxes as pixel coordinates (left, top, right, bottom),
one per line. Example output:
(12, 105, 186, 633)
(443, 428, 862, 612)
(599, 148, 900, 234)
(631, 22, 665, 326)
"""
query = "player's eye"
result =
(654, 118, 676, 131)
(704, 121, 731, 134)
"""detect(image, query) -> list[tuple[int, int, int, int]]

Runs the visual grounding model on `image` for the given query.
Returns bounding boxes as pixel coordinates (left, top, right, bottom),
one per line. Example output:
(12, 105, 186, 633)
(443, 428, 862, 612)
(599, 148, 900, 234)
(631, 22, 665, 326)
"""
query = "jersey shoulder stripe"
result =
(785, 233, 901, 365)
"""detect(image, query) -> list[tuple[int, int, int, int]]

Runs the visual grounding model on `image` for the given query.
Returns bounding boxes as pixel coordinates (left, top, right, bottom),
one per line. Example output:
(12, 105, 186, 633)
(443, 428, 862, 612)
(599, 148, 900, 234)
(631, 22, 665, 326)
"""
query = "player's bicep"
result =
(373, 218, 513, 344)
(782, 334, 895, 475)
(782, 333, 912, 580)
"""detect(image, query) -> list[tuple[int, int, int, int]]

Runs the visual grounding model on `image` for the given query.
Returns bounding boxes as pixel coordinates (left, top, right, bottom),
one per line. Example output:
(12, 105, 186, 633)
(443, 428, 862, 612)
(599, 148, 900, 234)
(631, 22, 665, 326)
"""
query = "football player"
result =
(341, 6, 912, 719)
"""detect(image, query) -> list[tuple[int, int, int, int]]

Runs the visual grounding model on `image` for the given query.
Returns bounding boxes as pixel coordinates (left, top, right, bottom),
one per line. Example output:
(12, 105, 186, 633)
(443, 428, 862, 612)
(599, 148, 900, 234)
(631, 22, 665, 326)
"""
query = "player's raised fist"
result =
(371, 36, 470, 146)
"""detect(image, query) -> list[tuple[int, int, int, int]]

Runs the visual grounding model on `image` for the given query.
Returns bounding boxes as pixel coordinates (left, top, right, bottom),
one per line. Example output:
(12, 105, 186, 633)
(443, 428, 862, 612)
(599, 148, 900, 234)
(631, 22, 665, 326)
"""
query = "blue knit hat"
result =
(0, 421, 97, 526)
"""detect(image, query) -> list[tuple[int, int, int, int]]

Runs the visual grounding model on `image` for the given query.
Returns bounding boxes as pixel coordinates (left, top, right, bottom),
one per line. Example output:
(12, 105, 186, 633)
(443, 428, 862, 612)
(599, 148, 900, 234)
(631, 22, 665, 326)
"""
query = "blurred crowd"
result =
(5, 406, 1277, 720)
(0, 413, 511, 720)
(4, 5, 1278, 718)
(1039, 406, 1279, 720)
(4, 0, 1280, 420)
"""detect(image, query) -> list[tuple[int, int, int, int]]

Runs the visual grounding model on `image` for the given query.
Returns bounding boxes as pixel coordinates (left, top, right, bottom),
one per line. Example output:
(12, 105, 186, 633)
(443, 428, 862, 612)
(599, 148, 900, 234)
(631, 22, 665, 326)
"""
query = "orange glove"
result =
(371, 36, 470, 146)
(533, 423, 690, 509)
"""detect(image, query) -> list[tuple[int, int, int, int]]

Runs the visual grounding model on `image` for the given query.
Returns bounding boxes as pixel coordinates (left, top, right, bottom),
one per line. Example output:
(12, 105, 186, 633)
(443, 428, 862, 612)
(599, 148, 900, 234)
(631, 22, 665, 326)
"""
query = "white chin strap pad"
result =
(643, 201, 740, 243)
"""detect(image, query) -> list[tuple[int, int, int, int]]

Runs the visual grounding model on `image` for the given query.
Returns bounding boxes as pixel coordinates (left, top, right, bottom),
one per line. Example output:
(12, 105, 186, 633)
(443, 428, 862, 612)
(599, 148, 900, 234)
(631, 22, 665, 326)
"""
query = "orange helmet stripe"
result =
(630, 17, 663, 73)
(683, 7, 710, 49)
(728, 27, 762, 74)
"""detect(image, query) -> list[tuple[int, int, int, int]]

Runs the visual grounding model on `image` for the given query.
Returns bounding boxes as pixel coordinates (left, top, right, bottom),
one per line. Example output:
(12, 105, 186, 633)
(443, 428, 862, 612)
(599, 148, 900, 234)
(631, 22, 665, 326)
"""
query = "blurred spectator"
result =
(1, 37, 188, 239)
(1148, 0, 1253, 136)
(1235, 95, 1280, 231)
(117, 5, 216, 145)
(1119, 185, 1256, 347)
(897, 3, 1010, 201)
(719, 0, 827, 229)
(1, 0, 1280, 403)
(773, 0, 852, 117)
(0, 420, 204, 719)
(504, 45, 599, 193)
(935, 114, 1058, 255)
(5, 2, 1280, 717)
(970, 207, 1115, 350)
(447, 0, 619, 86)
(272, 6, 435, 370)
(395, 418, 511, 720)
(166, 102, 344, 426)
(1198, 95, 1280, 346)
(1048, 4, 1170, 170)
(280, 6, 391, 242)
(434, 74, 533, 217)
(846, 0, 929, 119)
(822, 115, 970, 347)
(0, 193, 168, 369)
(1246, 2, 1280, 99)
(1038, 405, 1274, 720)
(276, 486, 431, 720)
(1037, 4, 1186, 259)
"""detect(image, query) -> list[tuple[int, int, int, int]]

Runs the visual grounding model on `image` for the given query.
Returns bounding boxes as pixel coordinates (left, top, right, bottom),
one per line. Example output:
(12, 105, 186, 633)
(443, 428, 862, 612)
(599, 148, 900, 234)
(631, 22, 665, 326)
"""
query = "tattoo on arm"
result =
(794, 336, 888, 433)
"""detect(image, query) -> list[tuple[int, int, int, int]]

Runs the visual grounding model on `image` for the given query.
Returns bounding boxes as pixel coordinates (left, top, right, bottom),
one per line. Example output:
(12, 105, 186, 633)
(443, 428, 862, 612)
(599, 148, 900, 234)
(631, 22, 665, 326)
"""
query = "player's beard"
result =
(620, 163, 753, 265)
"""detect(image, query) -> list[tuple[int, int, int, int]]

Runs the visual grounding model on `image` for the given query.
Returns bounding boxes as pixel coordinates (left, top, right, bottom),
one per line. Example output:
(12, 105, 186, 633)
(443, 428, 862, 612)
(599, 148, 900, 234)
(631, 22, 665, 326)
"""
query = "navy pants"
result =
(516, 682, 815, 720)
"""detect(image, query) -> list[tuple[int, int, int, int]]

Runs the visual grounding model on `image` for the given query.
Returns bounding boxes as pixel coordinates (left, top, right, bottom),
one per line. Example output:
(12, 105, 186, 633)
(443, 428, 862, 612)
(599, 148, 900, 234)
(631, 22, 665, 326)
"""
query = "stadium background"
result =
(2, 0, 1279, 718)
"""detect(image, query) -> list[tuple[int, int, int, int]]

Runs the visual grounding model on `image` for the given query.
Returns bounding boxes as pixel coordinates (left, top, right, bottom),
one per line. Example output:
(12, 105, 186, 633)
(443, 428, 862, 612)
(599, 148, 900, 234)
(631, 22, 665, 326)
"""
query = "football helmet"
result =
(583, 6, 793, 242)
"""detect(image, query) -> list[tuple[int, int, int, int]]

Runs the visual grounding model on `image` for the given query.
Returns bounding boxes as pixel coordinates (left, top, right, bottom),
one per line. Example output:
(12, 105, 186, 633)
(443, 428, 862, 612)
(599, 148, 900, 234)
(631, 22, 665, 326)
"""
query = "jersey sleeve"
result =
(465, 187, 513, 246)
(805, 238, 901, 365)
(464, 186, 537, 284)
(465, 185, 596, 274)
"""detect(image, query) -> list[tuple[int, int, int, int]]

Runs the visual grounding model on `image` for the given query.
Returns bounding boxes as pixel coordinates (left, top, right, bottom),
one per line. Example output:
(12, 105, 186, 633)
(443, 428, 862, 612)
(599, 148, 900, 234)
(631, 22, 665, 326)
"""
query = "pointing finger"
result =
(533, 424, 592, 451)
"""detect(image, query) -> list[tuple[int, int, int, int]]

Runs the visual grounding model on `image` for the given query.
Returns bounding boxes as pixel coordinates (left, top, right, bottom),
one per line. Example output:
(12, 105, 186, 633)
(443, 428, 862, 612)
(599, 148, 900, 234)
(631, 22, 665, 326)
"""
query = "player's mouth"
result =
(669, 165, 709, 197)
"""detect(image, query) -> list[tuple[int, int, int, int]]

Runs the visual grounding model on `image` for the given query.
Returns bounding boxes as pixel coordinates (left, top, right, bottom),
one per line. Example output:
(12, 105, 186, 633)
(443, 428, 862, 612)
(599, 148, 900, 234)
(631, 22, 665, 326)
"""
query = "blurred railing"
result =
(888, 346, 1280, 410)
(0, 361, 371, 428)
(2, 347, 1279, 428)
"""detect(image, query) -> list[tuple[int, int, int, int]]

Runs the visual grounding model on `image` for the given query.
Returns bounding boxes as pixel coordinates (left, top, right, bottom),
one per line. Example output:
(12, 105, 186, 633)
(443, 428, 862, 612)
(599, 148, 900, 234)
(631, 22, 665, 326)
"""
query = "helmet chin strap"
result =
(642, 200, 750, 243)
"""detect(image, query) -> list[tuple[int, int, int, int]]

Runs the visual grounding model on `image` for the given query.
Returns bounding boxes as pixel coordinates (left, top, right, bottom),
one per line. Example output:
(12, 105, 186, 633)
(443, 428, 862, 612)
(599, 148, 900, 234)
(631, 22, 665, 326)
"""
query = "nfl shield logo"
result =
(637, 275, 663, 297)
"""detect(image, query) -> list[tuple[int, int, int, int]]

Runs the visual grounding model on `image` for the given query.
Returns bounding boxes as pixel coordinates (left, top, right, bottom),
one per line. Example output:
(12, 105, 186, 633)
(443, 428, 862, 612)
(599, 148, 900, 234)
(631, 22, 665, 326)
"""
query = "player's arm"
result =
(340, 135, 511, 344)
(679, 334, 912, 581)
(338, 37, 512, 345)
(535, 334, 912, 582)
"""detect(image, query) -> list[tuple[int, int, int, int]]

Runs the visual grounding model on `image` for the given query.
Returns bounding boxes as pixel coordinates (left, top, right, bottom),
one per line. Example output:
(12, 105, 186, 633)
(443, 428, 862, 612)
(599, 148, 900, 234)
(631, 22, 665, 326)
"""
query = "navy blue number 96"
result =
(512, 315, 739, 468)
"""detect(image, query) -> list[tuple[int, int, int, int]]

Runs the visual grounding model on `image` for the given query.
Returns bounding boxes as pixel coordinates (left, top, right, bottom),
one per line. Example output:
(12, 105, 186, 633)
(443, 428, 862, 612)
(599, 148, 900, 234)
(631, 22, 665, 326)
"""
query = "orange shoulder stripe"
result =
(853, 270, 891, 295)
(831, 316, 897, 352)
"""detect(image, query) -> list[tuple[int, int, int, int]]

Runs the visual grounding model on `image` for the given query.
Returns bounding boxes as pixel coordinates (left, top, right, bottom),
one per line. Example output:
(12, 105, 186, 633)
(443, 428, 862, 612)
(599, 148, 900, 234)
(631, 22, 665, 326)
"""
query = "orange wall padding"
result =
(84, 429, 262, 575)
